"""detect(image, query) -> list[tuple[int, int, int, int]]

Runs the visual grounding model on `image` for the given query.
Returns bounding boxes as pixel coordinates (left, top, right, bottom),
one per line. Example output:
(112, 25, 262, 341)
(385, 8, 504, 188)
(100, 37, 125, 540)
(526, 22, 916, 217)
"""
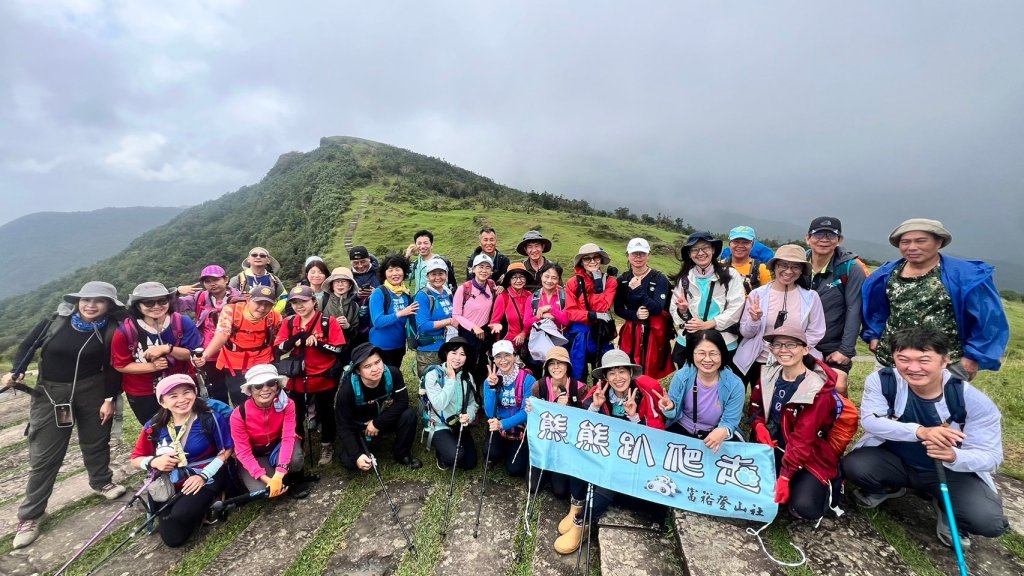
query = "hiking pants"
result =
(787, 469, 841, 521)
(337, 407, 418, 470)
(290, 388, 337, 444)
(19, 374, 115, 522)
(842, 446, 1009, 537)
(432, 427, 478, 470)
(157, 468, 224, 547)
(529, 468, 572, 499)
(239, 439, 304, 492)
(126, 393, 161, 426)
(223, 372, 249, 408)
(569, 479, 659, 525)
(484, 433, 530, 477)
(415, 350, 439, 382)
(378, 348, 406, 374)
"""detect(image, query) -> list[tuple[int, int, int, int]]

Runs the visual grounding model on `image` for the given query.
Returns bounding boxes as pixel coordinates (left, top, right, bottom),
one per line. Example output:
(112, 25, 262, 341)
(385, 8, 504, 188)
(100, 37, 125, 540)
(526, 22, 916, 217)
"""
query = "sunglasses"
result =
(140, 299, 170, 308)
(249, 381, 279, 391)
(581, 255, 602, 262)
(250, 252, 269, 258)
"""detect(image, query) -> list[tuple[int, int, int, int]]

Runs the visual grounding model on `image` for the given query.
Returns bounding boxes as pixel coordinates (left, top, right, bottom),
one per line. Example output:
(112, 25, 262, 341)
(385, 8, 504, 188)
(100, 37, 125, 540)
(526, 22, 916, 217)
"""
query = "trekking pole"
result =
(359, 438, 416, 554)
(83, 492, 184, 576)
(53, 472, 159, 576)
(191, 348, 209, 399)
(440, 422, 464, 538)
(473, 430, 496, 538)
(933, 459, 969, 576)
(573, 482, 594, 576)
(209, 488, 270, 520)
(514, 467, 544, 563)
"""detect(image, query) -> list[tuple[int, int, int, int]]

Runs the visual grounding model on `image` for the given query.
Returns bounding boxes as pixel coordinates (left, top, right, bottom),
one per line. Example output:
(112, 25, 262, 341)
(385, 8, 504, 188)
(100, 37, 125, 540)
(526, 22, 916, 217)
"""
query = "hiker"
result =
(348, 246, 380, 348)
(175, 264, 243, 347)
(112, 282, 202, 424)
(487, 262, 534, 356)
(564, 243, 618, 382)
(720, 226, 773, 295)
(842, 327, 1009, 548)
(466, 226, 510, 284)
(517, 230, 553, 292)
(130, 374, 233, 547)
(805, 217, 867, 395)
(483, 340, 535, 477)
(526, 346, 588, 499)
(280, 257, 331, 315)
(747, 326, 843, 521)
(668, 231, 744, 372)
(5, 281, 128, 549)
(228, 247, 285, 298)
(230, 364, 308, 499)
(323, 266, 361, 364)
(406, 229, 457, 293)
(734, 244, 825, 386)
(453, 253, 498, 386)
(368, 254, 418, 369)
(660, 330, 745, 452)
(335, 342, 421, 471)
(197, 285, 283, 407)
(423, 337, 479, 470)
(523, 262, 569, 375)
(275, 285, 346, 466)
(414, 257, 458, 378)
(555, 349, 666, 554)
(862, 218, 1008, 382)
(615, 238, 674, 379)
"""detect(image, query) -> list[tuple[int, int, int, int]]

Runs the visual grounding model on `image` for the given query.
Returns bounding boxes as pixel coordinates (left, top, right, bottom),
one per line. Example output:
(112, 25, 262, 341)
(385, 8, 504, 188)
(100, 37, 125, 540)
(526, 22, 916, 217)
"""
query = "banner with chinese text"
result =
(527, 399, 778, 522)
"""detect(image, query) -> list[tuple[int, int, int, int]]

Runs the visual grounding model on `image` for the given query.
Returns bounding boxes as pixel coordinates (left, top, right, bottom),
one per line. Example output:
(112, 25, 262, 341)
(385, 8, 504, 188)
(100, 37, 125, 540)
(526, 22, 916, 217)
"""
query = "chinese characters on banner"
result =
(528, 399, 779, 522)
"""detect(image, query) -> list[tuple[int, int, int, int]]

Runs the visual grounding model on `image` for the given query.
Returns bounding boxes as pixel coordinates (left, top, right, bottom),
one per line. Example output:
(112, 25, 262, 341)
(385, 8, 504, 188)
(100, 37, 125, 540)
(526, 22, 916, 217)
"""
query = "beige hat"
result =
(767, 244, 811, 277)
(324, 266, 356, 287)
(573, 243, 611, 267)
(592, 349, 641, 381)
(888, 218, 952, 248)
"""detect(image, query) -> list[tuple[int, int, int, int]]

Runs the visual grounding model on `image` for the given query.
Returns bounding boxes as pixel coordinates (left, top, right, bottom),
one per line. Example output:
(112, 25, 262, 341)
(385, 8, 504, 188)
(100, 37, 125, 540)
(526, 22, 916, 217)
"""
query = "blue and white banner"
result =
(527, 399, 778, 522)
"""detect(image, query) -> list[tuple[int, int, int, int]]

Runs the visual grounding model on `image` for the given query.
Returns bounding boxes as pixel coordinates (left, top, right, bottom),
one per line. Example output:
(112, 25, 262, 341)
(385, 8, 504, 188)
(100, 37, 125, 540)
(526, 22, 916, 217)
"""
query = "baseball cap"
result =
(287, 285, 314, 301)
(249, 285, 276, 304)
(424, 258, 448, 274)
(492, 340, 515, 357)
(348, 246, 370, 260)
(626, 238, 651, 254)
(728, 226, 756, 241)
(808, 217, 842, 235)
(200, 265, 227, 280)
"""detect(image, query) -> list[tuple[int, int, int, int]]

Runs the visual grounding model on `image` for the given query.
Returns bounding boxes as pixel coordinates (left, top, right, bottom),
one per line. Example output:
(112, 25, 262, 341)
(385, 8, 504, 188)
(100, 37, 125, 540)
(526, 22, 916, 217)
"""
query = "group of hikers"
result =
(1, 216, 1012, 563)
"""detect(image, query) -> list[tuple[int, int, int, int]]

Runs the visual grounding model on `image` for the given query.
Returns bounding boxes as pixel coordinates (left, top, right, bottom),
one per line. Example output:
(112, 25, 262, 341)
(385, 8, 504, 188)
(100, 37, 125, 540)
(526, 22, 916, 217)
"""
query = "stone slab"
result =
(0, 424, 27, 450)
(0, 392, 30, 429)
(884, 491, 1024, 576)
(213, 474, 346, 575)
(529, 491, 598, 576)
(673, 508, 785, 576)
(0, 432, 85, 503)
(787, 510, 912, 575)
(435, 478, 521, 575)
(598, 507, 683, 576)
(323, 480, 431, 576)
(93, 513, 192, 576)
(995, 474, 1024, 535)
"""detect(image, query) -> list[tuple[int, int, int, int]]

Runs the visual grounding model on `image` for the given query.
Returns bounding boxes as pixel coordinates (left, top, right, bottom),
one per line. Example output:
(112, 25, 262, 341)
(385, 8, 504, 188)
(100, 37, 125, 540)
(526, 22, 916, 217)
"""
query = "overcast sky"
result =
(2, 1, 1022, 257)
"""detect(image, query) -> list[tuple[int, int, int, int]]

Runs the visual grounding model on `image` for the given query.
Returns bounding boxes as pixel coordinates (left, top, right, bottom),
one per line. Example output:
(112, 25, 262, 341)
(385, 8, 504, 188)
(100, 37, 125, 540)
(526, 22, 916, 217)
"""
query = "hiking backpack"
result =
(531, 287, 565, 315)
(878, 367, 966, 428)
(119, 314, 185, 356)
(823, 390, 860, 456)
(720, 258, 762, 295)
(236, 272, 282, 296)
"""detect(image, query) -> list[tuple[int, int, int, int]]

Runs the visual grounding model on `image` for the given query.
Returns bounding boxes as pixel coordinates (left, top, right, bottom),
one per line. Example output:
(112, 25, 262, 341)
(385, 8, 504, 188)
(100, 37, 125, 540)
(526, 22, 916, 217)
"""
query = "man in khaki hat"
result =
(862, 218, 1008, 381)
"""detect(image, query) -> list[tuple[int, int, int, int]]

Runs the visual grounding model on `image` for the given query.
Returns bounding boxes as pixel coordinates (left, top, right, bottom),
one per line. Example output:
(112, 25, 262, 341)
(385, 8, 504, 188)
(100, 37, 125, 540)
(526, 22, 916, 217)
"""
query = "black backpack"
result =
(878, 367, 967, 428)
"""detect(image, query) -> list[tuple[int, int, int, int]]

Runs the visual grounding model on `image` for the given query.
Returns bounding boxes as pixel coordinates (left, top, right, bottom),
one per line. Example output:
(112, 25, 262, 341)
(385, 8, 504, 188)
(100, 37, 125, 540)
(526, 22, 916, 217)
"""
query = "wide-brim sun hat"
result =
(325, 266, 356, 287)
(64, 281, 124, 307)
(516, 230, 553, 256)
(681, 231, 723, 262)
(543, 346, 571, 369)
(155, 374, 197, 402)
(888, 218, 952, 248)
(241, 364, 288, 396)
(502, 262, 534, 287)
(241, 247, 282, 273)
(439, 336, 476, 367)
(573, 243, 611, 267)
(127, 282, 176, 306)
(591, 349, 641, 381)
(767, 244, 811, 276)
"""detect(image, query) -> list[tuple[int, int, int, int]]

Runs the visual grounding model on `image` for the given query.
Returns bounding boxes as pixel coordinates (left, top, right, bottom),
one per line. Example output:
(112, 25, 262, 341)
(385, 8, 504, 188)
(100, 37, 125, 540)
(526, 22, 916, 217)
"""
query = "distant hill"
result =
(0, 207, 186, 300)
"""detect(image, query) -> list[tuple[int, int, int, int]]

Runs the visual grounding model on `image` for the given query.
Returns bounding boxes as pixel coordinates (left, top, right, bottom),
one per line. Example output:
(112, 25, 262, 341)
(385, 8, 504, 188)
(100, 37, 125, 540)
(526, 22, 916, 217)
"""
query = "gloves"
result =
(774, 476, 791, 504)
(267, 471, 286, 498)
(753, 422, 776, 448)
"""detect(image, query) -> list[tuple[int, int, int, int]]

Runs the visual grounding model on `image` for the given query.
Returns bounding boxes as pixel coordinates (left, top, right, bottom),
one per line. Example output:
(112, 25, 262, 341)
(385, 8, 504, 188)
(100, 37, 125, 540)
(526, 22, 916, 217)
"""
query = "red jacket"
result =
(748, 359, 840, 484)
(565, 269, 617, 323)
(489, 288, 533, 346)
(582, 375, 666, 430)
(273, 312, 346, 393)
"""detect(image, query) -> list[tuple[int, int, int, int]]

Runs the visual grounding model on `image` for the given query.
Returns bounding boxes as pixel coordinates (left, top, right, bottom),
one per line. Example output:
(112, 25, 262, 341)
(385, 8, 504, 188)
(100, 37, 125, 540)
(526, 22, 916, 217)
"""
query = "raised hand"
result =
(591, 381, 608, 410)
(623, 388, 639, 418)
(746, 297, 762, 322)
(649, 387, 673, 413)
(487, 364, 499, 388)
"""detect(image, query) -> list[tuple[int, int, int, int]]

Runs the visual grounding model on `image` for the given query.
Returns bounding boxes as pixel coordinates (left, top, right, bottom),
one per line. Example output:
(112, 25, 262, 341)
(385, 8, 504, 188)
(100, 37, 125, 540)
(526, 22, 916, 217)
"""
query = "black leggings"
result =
(484, 433, 530, 477)
(223, 373, 249, 407)
(432, 428, 478, 470)
(529, 467, 572, 499)
(126, 394, 161, 426)
(289, 388, 337, 444)
(378, 348, 406, 372)
(156, 470, 224, 547)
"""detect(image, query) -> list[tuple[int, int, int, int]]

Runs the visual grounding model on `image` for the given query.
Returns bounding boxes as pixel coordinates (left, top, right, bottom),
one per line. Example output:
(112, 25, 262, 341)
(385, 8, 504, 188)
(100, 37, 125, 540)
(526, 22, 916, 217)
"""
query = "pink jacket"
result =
(230, 398, 297, 480)
(523, 288, 569, 331)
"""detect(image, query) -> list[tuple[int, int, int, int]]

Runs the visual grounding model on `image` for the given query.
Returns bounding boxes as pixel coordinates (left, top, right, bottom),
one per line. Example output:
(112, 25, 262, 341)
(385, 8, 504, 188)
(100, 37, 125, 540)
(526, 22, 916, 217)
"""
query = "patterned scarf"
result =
(70, 313, 108, 333)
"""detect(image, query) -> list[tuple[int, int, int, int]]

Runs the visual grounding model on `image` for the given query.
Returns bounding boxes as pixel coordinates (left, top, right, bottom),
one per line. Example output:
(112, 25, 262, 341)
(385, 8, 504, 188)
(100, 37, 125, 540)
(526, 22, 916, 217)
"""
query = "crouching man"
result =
(842, 326, 1009, 549)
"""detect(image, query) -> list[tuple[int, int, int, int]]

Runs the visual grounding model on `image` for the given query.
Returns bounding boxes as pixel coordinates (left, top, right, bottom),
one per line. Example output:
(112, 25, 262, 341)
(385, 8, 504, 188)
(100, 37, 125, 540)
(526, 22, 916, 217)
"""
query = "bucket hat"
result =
(64, 281, 124, 307)
(350, 342, 383, 367)
(573, 243, 611, 267)
(888, 218, 952, 248)
(240, 364, 288, 396)
(591, 349, 641, 381)
(324, 266, 356, 287)
(516, 230, 552, 256)
(439, 336, 476, 367)
(681, 231, 723, 262)
(502, 262, 534, 287)
(241, 247, 281, 273)
(767, 244, 811, 277)
(128, 282, 176, 306)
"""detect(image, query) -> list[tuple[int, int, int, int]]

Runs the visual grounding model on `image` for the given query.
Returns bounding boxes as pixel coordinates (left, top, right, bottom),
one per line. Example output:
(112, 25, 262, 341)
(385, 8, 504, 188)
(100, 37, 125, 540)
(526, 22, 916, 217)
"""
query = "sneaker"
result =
(396, 455, 422, 470)
(318, 443, 334, 466)
(95, 482, 126, 500)
(852, 487, 906, 509)
(932, 498, 971, 550)
(436, 456, 450, 471)
(13, 517, 43, 549)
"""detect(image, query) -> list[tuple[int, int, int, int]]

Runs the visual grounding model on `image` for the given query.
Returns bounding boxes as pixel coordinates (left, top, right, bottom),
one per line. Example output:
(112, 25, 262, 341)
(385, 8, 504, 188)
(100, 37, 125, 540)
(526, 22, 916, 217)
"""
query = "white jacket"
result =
(669, 268, 745, 349)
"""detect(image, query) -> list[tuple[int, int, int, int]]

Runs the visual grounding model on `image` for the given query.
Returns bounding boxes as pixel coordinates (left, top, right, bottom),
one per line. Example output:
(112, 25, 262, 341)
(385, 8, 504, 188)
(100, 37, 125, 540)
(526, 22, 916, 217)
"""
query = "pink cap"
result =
(155, 374, 197, 401)
(200, 264, 227, 280)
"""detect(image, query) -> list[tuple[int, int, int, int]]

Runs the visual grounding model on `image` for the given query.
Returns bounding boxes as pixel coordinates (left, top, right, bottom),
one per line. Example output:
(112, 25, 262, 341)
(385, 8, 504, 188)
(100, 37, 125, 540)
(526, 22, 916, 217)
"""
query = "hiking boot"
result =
(558, 499, 585, 535)
(13, 517, 43, 549)
(553, 518, 588, 555)
(289, 482, 311, 500)
(932, 498, 971, 550)
(95, 482, 126, 500)
(318, 443, 334, 466)
(852, 487, 906, 509)
(396, 455, 422, 470)
(436, 456, 450, 471)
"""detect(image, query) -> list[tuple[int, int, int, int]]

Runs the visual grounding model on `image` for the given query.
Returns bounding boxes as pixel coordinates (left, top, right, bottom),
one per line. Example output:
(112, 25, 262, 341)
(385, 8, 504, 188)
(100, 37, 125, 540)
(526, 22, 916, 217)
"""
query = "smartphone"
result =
(55, 403, 73, 428)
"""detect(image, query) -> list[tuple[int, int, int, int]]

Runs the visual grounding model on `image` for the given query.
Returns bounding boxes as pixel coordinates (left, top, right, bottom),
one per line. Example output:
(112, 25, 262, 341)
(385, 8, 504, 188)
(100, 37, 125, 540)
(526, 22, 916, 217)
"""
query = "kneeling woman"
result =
(130, 374, 233, 547)
(660, 330, 745, 452)
(747, 326, 842, 521)
(527, 346, 587, 498)
(230, 365, 307, 499)
(555, 350, 666, 554)
(423, 337, 479, 470)
(483, 340, 535, 477)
